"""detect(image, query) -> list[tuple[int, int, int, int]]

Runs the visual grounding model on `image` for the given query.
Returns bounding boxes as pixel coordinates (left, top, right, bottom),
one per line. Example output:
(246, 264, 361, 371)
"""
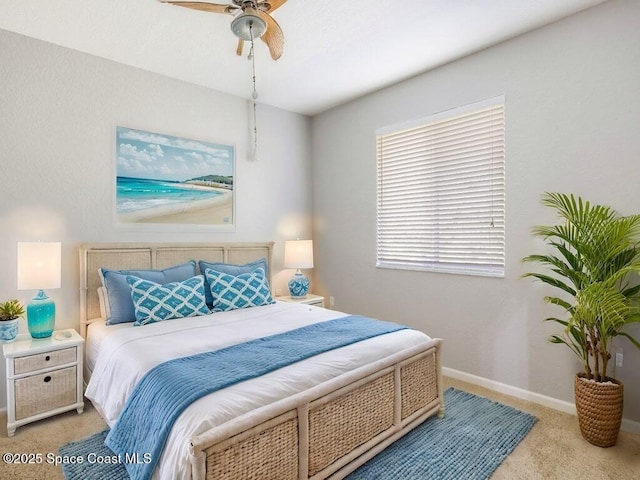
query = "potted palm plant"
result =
(523, 192, 640, 447)
(0, 299, 25, 343)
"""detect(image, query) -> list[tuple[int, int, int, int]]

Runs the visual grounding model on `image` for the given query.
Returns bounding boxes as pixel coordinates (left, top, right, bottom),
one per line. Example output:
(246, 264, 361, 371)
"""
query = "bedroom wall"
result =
(0, 29, 312, 408)
(311, 0, 640, 425)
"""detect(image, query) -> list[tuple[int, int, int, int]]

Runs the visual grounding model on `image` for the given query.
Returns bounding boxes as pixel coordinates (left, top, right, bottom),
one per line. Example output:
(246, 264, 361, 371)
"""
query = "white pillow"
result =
(97, 286, 110, 319)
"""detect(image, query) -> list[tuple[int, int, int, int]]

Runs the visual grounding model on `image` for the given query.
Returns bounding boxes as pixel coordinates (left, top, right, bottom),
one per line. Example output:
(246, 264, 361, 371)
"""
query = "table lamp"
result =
(284, 239, 313, 298)
(17, 242, 62, 338)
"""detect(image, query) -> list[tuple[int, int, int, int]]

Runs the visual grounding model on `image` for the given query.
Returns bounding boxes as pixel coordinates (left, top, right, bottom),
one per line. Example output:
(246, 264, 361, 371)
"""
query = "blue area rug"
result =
(59, 388, 536, 480)
(347, 388, 537, 479)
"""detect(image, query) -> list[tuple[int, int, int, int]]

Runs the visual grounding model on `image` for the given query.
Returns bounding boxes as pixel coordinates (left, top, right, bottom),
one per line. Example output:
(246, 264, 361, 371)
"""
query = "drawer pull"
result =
(45, 355, 51, 362)
(44, 376, 52, 383)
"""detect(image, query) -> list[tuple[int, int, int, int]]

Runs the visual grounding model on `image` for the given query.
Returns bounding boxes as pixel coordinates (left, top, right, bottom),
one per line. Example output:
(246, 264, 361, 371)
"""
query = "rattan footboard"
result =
(190, 339, 443, 480)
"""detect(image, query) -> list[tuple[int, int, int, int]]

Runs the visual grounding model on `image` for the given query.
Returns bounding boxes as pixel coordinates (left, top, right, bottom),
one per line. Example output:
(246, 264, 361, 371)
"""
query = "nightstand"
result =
(276, 293, 325, 308)
(3, 328, 84, 436)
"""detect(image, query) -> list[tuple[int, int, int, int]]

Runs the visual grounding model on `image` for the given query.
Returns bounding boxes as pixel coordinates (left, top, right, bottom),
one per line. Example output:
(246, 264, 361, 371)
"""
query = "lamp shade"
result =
(17, 242, 62, 290)
(284, 240, 314, 269)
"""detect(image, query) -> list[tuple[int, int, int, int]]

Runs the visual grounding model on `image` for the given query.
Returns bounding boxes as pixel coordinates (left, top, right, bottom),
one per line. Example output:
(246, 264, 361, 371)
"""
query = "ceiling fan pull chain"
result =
(250, 23, 259, 157)
(249, 25, 258, 100)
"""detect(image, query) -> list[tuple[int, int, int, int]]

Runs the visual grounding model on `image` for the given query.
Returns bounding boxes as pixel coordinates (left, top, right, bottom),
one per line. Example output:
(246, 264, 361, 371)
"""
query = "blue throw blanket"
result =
(105, 315, 409, 480)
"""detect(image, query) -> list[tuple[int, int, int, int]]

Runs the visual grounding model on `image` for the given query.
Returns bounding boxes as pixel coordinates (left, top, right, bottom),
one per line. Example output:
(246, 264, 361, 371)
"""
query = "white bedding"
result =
(85, 320, 130, 373)
(85, 301, 432, 480)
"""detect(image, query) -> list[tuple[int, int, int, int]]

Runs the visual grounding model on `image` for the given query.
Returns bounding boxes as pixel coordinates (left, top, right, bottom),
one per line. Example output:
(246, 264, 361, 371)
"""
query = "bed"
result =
(79, 242, 444, 480)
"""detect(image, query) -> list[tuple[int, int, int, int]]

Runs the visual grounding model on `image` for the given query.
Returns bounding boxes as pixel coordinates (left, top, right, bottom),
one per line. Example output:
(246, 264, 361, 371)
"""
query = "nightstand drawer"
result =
(14, 366, 77, 420)
(13, 347, 77, 375)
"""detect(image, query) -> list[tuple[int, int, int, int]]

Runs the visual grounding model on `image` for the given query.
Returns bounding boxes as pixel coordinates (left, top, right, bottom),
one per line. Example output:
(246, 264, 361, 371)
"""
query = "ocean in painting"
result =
(116, 177, 222, 214)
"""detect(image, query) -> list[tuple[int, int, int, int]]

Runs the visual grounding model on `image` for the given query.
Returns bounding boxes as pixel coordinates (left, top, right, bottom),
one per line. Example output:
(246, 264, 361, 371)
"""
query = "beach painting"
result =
(115, 126, 234, 227)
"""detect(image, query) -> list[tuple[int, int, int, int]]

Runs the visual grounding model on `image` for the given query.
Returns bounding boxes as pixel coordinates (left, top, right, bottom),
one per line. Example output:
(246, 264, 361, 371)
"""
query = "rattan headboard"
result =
(78, 242, 274, 338)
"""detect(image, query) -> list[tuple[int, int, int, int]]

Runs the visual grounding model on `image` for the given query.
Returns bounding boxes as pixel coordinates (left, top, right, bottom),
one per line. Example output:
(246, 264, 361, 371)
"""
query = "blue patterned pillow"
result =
(204, 267, 275, 312)
(199, 258, 268, 309)
(126, 275, 210, 326)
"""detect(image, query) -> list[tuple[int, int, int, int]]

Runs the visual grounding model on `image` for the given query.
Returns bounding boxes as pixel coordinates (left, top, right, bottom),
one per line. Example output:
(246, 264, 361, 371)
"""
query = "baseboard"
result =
(443, 367, 640, 435)
(621, 418, 640, 436)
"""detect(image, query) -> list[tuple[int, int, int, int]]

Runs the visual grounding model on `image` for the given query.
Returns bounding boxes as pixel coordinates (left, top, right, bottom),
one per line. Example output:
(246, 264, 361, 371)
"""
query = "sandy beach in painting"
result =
(118, 189, 233, 225)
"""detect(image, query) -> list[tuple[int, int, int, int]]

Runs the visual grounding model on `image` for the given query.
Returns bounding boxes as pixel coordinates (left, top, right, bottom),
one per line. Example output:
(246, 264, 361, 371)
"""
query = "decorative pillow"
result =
(100, 261, 197, 325)
(126, 275, 210, 326)
(97, 286, 109, 320)
(204, 267, 275, 312)
(198, 258, 268, 308)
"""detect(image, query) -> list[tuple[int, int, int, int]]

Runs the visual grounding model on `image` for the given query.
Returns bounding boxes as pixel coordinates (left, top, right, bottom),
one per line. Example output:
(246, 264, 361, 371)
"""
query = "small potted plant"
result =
(0, 299, 25, 343)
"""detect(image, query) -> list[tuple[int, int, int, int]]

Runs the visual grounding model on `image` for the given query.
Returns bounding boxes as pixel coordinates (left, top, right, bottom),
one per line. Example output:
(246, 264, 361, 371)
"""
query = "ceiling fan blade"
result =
(160, 1, 236, 15)
(259, 11, 284, 60)
(236, 39, 244, 57)
(264, 0, 287, 13)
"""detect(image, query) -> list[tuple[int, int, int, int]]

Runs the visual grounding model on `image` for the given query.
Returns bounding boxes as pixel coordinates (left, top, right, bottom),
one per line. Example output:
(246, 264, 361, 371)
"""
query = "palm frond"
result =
(544, 297, 573, 312)
(522, 272, 576, 296)
(621, 284, 640, 298)
(523, 192, 640, 380)
(549, 241, 584, 276)
(544, 317, 569, 326)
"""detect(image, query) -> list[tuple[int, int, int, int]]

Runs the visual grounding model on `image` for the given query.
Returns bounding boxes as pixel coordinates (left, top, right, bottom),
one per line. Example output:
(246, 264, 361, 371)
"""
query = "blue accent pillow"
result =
(100, 261, 197, 325)
(126, 275, 210, 326)
(198, 258, 268, 308)
(204, 267, 275, 312)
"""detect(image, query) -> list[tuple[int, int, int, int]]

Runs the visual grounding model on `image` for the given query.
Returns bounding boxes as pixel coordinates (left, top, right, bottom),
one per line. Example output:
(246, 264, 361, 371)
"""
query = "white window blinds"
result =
(376, 97, 505, 277)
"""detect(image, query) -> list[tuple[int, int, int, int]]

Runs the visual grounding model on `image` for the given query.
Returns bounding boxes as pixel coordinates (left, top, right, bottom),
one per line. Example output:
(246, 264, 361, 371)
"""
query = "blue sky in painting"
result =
(116, 127, 234, 181)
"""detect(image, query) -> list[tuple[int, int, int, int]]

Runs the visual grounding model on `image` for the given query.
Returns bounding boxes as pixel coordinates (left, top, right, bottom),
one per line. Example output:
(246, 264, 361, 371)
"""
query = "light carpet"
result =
(58, 388, 536, 480)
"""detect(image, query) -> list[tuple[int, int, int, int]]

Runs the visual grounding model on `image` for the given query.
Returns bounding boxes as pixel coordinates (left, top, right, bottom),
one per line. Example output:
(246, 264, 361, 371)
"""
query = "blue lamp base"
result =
(27, 290, 55, 339)
(289, 271, 310, 298)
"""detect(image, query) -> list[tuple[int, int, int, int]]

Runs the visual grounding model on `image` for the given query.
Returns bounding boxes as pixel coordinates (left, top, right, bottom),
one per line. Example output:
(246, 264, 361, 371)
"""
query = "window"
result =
(376, 96, 505, 277)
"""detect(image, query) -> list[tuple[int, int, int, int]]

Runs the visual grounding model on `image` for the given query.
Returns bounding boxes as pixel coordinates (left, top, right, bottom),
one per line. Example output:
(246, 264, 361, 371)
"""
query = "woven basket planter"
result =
(574, 374, 623, 447)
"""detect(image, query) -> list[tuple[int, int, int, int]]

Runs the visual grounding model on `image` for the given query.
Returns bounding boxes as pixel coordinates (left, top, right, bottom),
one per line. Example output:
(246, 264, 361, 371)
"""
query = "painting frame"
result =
(114, 126, 235, 231)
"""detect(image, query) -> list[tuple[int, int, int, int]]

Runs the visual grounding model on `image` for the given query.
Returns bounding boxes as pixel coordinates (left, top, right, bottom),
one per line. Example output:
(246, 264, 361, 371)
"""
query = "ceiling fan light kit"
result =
(231, 8, 267, 40)
(161, 1, 285, 60)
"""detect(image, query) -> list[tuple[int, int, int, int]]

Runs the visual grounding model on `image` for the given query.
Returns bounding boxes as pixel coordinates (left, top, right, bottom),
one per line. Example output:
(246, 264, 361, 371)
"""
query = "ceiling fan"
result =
(160, 1, 287, 60)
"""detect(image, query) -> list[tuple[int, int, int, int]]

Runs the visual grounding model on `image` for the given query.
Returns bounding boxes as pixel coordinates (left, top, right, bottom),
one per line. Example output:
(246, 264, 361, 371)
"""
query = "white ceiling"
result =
(0, 0, 607, 116)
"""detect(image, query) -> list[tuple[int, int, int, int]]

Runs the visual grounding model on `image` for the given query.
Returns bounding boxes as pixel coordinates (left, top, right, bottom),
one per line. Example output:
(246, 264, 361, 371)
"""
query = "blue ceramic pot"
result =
(0, 318, 19, 343)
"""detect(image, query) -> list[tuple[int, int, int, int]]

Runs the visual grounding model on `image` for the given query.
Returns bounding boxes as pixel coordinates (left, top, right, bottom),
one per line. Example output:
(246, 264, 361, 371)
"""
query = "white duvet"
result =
(85, 301, 432, 480)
